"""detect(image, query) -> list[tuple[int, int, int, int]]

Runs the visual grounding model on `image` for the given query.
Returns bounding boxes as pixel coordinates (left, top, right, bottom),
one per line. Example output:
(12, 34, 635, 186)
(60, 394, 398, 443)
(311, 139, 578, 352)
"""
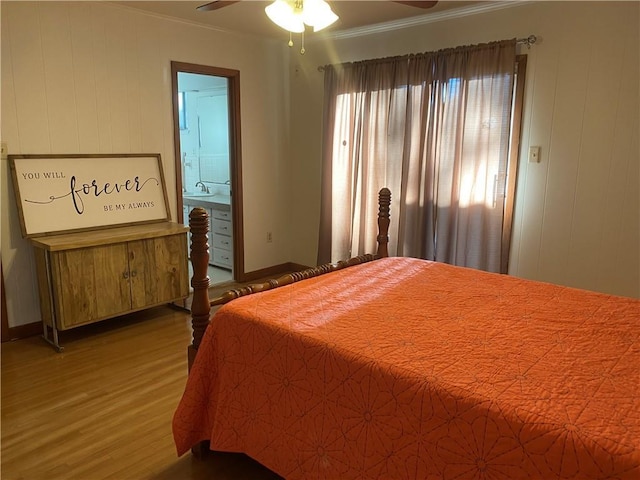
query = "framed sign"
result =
(9, 154, 170, 237)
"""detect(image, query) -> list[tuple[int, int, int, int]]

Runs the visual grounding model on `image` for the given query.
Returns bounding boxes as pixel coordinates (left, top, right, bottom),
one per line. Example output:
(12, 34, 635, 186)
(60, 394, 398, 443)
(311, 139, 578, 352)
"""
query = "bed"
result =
(173, 188, 640, 479)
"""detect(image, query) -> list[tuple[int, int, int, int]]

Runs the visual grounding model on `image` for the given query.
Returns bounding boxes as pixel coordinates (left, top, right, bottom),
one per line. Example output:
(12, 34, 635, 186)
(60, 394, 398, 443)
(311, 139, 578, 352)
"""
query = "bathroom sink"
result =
(183, 193, 231, 208)
(183, 191, 211, 197)
(210, 194, 231, 204)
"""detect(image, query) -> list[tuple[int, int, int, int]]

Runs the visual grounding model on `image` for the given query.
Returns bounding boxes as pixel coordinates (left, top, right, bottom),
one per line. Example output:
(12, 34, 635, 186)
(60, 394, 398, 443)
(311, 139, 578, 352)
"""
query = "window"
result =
(319, 41, 525, 274)
(178, 91, 187, 130)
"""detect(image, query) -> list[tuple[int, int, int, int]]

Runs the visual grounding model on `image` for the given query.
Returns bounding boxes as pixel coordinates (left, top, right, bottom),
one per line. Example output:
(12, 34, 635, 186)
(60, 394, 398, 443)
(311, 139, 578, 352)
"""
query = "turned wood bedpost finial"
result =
(188, 207, 211, 359)
(377, 188, 391, 258)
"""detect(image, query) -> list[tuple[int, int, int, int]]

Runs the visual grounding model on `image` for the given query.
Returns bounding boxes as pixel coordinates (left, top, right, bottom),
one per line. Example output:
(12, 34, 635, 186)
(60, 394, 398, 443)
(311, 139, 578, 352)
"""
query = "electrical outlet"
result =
(266, 231, 273, 243)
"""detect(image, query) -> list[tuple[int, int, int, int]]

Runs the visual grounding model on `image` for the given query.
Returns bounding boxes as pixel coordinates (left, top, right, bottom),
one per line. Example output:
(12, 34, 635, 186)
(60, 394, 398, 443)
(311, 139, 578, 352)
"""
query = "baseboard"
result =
(239, 262, 311, 283)
(3, 322, 43, 342)
(288, 262, 311, 272)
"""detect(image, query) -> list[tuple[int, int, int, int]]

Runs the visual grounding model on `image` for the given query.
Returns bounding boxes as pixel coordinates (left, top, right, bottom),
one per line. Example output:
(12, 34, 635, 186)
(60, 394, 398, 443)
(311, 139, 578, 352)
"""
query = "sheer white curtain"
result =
(318, 40, 517, 273)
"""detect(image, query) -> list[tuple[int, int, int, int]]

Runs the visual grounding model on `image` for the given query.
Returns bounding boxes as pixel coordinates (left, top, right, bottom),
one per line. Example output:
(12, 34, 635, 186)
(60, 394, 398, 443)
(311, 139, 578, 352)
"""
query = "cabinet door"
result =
(128, 234, 189, 309)
(52, 244, 131, 329)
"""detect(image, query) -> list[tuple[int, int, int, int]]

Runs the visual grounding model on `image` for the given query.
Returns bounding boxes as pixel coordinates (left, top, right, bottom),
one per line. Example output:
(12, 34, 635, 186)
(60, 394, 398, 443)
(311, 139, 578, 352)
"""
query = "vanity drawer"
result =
(211, 209, 231, 221)
(212, 233, 232, 251)
(211, 218, 231, 235)
(212, 248, 232, 269)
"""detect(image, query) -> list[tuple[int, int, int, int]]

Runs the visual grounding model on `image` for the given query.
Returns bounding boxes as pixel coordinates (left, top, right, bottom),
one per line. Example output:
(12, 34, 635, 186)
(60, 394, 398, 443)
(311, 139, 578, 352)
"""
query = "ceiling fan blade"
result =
(196, 1, 240, 12)
(393, 1, 438, 9)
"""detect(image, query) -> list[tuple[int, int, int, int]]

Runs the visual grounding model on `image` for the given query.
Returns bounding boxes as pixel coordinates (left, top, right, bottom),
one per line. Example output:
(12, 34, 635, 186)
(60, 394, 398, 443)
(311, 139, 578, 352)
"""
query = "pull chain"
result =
(286, 30, 306, 55)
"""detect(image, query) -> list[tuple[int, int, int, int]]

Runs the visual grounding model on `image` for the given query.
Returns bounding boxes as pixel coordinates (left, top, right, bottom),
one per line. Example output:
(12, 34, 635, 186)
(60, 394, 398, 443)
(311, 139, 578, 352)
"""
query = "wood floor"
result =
(1, 304, 283, 480)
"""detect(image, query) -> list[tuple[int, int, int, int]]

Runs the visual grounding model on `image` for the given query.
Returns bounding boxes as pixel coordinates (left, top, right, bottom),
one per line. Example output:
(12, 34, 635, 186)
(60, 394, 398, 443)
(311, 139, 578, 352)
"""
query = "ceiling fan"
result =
(196, 1, 439, 13)
(196, 0, 439, 54)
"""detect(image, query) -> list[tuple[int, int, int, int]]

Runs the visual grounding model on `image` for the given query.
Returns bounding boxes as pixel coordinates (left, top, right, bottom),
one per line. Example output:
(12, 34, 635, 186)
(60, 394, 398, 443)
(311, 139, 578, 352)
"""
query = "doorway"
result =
(171, 61, 244, 284)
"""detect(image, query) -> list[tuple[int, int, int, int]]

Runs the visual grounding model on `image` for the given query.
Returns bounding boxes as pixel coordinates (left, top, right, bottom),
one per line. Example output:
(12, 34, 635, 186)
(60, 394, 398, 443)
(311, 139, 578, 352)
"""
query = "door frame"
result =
(170, 61, 245, 281)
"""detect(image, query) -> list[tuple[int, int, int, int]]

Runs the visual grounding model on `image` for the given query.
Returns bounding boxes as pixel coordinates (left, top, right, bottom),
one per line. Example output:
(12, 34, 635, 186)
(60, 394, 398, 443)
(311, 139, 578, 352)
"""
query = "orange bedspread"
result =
(173, 257, 640, 479)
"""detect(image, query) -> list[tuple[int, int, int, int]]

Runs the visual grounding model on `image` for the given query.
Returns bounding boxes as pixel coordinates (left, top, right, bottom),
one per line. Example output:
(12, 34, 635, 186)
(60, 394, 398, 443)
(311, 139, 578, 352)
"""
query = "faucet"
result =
(195, 181, 210, 193)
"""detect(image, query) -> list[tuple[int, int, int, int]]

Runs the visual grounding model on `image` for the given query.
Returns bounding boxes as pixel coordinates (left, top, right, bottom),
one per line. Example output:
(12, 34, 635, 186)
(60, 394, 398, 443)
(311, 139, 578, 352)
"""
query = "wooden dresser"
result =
(31, 222, 189, 351)
(9, 153, 187, 351)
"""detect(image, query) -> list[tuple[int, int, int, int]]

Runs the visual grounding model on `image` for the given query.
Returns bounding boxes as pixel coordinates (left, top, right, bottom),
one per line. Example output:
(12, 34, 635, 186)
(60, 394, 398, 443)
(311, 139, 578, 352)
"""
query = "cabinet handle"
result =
(123, 271, 129, 279)
(131, 271, 137, 278)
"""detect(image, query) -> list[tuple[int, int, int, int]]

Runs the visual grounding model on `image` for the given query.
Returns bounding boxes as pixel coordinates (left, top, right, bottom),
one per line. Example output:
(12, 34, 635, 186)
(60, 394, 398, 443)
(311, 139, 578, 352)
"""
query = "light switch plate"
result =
(528, 146, 541, 163)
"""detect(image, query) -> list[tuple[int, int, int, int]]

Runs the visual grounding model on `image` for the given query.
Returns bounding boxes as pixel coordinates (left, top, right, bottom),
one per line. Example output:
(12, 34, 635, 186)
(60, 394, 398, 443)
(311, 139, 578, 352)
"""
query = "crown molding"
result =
(318, 1, 531, 41)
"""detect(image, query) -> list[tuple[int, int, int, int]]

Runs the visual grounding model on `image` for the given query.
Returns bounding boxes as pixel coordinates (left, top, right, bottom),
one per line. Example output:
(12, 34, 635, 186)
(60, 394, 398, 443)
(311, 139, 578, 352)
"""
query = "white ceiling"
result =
(112, 1, 488, 40)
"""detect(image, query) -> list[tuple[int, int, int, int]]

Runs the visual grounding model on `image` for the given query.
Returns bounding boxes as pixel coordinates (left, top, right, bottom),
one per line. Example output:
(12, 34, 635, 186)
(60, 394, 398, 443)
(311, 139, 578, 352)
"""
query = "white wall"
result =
(1, 1, 292, 327)
(289, 1, 639, 298)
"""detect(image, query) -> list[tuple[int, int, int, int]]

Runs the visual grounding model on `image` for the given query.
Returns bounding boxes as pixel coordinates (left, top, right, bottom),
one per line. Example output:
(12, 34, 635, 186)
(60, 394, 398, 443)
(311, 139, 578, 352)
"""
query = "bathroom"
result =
(178, 71, 233, 284)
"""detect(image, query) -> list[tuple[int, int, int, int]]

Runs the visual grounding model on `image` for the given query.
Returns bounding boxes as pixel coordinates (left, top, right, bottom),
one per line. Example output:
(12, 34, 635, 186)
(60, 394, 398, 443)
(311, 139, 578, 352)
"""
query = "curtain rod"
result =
(317, 35, 537, 72)
(517, 35, 537, 48)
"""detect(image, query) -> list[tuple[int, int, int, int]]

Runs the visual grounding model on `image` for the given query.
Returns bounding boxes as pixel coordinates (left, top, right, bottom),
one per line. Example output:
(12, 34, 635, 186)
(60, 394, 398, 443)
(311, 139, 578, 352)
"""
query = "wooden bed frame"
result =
(178, 187, 640, 476)
(186, 187, 391, 370)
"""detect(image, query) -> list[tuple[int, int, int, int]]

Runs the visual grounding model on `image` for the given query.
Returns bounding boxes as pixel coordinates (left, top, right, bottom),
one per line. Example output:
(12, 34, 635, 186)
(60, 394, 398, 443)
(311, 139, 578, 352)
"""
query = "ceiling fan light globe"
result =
(265, 0, 305, 33)
(310, 6, 338, 32)
(300, 0, 321, 23)
(301, 0, 338, 31)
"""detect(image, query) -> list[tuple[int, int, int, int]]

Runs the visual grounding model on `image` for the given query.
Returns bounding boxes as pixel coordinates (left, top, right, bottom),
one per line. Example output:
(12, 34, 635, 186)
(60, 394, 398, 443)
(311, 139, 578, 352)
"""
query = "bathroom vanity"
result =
(183, 193, 232, 270)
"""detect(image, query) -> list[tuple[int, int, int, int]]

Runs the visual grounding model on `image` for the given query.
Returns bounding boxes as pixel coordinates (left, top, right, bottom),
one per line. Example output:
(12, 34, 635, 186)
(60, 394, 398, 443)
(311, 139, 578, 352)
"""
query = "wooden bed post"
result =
(187, 188, 392, 367)
(377, 187, 391, 258)
(188, 207, 211, 370)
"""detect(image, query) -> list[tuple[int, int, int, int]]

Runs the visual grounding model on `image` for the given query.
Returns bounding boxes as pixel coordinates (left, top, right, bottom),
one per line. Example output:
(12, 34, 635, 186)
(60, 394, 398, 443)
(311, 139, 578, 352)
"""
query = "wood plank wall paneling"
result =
(422, 2, 637, 298)
(536, 28, 591, 287)
(40, 3, 79, 153)
(599, 17, 640, 296)
(1, 1, 291, 328)
(567, 28, 625, 292)
(524, 3, 639, 297)
(6, 3, 51, 153)
(288, 1, 639, 298)
(69, 3, 101, 152)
